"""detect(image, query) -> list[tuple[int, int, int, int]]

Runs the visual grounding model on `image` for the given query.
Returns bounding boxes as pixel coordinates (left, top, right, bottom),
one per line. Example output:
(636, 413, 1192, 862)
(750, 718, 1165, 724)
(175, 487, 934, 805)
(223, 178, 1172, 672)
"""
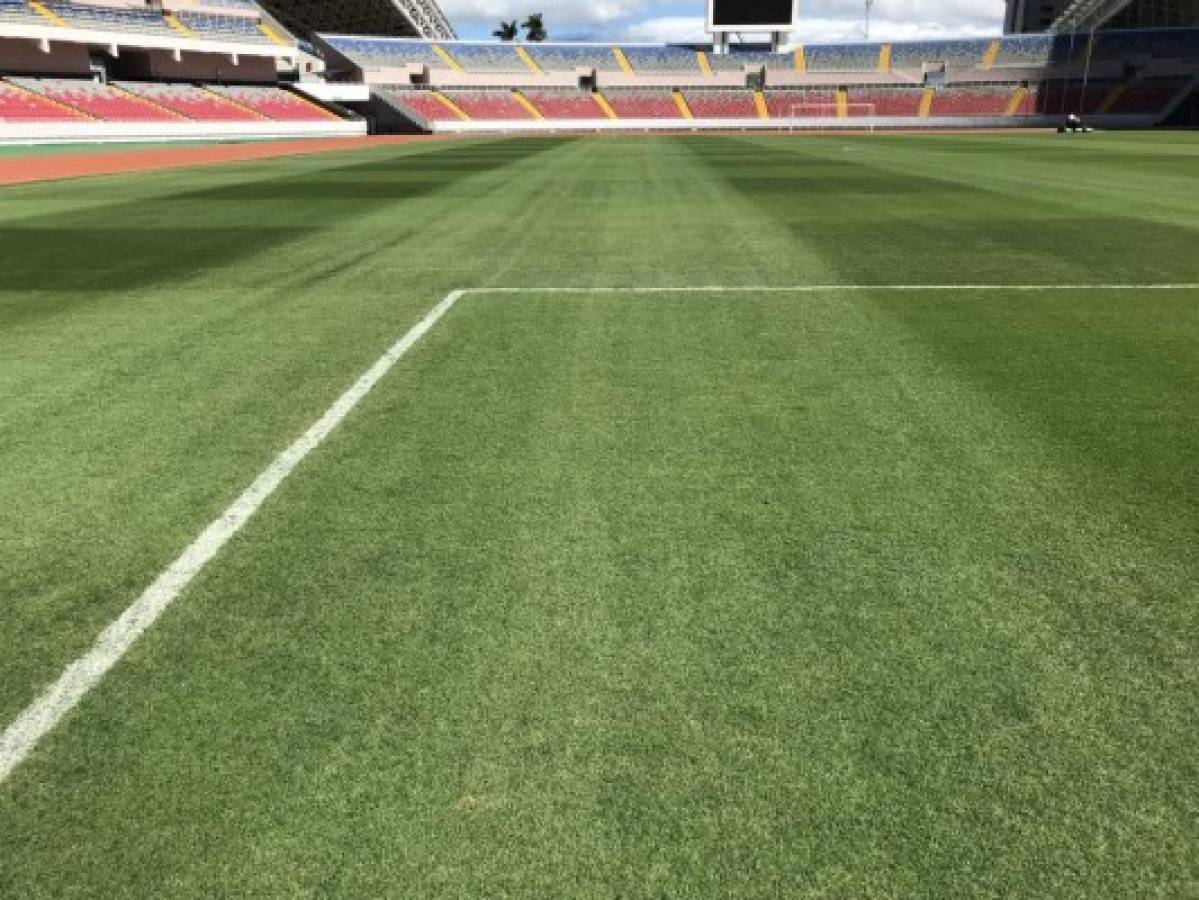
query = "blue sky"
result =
(442, 0, 1006, 43)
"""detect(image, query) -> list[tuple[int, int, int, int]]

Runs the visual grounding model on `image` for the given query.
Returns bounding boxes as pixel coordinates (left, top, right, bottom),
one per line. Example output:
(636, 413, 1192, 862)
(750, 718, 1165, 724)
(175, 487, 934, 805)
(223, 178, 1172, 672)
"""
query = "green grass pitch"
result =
(1, 132, 1197, 897)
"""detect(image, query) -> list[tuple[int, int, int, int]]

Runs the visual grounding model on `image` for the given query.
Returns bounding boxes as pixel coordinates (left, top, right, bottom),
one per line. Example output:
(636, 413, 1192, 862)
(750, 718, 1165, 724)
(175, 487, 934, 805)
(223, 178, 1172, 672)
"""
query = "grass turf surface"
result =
(1, 132, 1197, 896)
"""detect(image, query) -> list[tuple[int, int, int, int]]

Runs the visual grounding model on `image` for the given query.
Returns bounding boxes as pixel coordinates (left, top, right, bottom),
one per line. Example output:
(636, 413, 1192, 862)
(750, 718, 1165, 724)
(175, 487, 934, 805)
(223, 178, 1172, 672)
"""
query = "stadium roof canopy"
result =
(260, 0, 455, 40)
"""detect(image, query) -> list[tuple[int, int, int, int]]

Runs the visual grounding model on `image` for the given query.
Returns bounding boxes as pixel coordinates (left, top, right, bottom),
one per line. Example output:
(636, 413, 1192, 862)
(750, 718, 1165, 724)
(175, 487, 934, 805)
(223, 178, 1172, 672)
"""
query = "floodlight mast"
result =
(865, 0, 873, 39)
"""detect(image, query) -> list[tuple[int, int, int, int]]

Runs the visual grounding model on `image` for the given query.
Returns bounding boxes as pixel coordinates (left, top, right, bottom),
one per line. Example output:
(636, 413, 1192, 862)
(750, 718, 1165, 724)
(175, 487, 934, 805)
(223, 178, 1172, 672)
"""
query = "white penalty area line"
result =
(2, 279, 1196, 784)
(0, 289, 463, 785)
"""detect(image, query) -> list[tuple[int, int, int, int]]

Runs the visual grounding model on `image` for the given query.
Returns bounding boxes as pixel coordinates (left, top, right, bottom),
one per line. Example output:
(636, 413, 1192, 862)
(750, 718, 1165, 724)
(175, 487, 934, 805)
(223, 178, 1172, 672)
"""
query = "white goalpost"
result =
(787, 103, 877, 132)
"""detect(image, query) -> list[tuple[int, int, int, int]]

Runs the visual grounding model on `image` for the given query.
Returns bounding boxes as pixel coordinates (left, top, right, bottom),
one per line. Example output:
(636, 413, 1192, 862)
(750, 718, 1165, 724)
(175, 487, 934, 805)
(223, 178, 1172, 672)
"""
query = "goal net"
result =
(787, 103, 876, 132)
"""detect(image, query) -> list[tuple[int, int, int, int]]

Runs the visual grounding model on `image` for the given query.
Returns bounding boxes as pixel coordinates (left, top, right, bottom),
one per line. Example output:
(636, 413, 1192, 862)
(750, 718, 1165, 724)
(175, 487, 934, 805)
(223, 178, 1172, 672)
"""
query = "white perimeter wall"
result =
(0, 118, 366, 144)
(425, 114, 1158, 133)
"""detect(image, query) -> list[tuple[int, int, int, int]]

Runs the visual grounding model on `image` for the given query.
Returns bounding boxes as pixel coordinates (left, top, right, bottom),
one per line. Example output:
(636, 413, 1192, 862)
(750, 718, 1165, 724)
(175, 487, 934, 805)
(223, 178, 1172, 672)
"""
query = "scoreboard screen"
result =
(709, 0, 794, 28)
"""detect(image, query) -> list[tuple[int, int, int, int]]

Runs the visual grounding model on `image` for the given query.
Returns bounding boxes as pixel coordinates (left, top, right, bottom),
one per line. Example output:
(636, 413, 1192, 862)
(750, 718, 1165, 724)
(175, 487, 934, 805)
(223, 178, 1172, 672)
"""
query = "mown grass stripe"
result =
(0, 289, 465, 784)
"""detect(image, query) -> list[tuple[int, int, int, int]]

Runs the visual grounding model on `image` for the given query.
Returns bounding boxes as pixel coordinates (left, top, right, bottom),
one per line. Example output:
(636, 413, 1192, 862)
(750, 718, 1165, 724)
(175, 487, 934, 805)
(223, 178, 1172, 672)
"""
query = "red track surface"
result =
(0, 135, 435, 186)
(0, 129, 1051, 187)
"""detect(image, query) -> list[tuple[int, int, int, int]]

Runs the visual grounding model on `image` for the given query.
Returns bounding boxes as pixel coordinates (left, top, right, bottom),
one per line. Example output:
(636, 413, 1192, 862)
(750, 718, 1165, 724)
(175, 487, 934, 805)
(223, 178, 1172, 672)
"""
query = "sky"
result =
(442, 0, 1007, 43)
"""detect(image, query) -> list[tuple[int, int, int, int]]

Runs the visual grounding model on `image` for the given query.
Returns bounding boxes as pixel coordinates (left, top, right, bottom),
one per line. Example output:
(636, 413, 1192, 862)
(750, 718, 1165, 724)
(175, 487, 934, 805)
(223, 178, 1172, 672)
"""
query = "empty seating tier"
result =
(45, 2, 177, 36)
(383, 89, 460, 122)
(176, 12, 274, 44)
(447, 43, 528, 73)
(118, 82, 263, 120)
(889, 40, 990, 70)
(682, 89, 758, 118)
(524, 90, 604, 118)
(0, 0, 46, 27)
(847, 87, 925, 116)
(441, 90, 532, 120)
(526, 44, 620, 73)
(11, 78, 180, 120)
(1107, 77, 1191, 113)
(619, 45, 700, 74)
(1038, 79, 1117, 115)
(602, 89, 681, 118)
(324, 37, 444, 69)
(993, 34, 1088, 67)
(765, 90, 837, 117)
(806, 43, 883, 73)
(207, 85, 335, 120)
(0, 79, 83, 120)
(930, 84, 1015, 116)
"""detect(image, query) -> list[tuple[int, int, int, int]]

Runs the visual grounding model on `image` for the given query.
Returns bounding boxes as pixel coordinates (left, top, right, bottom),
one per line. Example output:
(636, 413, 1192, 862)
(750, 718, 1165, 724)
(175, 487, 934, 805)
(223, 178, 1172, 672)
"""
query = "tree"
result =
(522, 12, 547, 42)
(492, 20, 518, 41)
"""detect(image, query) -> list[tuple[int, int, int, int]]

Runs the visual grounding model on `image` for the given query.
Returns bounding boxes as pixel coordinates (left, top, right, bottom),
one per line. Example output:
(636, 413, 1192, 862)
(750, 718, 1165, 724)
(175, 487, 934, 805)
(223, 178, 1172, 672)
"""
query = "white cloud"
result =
(623, 15, 707, 43)
(440, 0, 642, 27)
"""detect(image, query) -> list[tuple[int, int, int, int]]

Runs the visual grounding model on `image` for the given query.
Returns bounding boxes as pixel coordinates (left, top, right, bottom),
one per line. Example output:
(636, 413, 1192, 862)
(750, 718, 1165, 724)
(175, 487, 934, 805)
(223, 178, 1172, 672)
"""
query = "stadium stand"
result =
(992, 33, 1090, 67)
(1039, 79, 1119, 114)
(601, 88, 682, 118)
(3, 5, 1197, 141)
(381, 88, 460, 122)
(930, 84, 1018, 116)
(322, 36, 444, 68)
(0, 0, 367, 141)
(118, 82, 264, 120)
(682, 89, 758, 118)
(1108, 76, 1193, 112)
(0, 79, 84, 119)
(10, 78, 181, 120)
(447, 42, 528, 73)
(526, 44, 621, 73)
(46, 2, 178, 36)
(764, 89, 838, 117)
(175, 12, 276, 44)
(993, 35, 1056, 66)
(523, 90, 605, 118)
(207, 84, 337, 120)
(806, 43, 883, 72)
(847, 86, 926, 116)
(619, 45, 701, 74)
(0, 0, 46, 27)
(888, 39, 991, 69)
(441, 89, 533, 119)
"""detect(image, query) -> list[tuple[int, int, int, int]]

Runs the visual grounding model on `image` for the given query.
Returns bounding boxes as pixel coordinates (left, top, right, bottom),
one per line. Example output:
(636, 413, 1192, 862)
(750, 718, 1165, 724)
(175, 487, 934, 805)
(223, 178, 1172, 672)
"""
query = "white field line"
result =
(2, 279, 1197, 784)
(469, 284, 1199, 294)
(0, 288, 465, 785)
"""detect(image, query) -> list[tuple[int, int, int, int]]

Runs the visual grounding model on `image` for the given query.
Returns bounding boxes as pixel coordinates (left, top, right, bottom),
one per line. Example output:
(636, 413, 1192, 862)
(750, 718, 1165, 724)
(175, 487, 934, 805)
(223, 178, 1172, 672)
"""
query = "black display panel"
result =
(711, 0, 793, 26)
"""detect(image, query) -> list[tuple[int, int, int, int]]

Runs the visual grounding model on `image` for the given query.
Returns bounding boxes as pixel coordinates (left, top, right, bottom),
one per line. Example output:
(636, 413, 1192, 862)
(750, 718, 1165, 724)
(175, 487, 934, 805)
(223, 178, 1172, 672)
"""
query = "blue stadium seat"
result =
(177, 12, 273, 43)
(805, 43, 884, 72)
(448, 43, 528, 73)
(889, 39, 990, 69)
(619, 45, 700, 73)
(526, 44, 621, 72)
(323, 36, 444, 69)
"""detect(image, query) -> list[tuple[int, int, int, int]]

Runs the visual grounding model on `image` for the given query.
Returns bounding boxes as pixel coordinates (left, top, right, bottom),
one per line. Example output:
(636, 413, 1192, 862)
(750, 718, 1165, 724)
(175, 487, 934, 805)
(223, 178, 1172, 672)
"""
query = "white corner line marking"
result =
(3, 280, 1197, 784)
(0, 289, 465, 785)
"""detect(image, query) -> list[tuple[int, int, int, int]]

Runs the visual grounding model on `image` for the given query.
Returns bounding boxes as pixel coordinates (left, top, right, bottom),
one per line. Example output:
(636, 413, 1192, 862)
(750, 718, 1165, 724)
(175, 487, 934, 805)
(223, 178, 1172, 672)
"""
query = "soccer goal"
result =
(787, 103, 876, 132)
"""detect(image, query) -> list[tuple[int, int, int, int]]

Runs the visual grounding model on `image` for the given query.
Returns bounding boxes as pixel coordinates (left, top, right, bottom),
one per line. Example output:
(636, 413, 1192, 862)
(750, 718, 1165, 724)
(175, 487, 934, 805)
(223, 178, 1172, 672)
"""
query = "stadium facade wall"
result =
(114, 50, 279, 83)
(0, 37, 90, 75)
